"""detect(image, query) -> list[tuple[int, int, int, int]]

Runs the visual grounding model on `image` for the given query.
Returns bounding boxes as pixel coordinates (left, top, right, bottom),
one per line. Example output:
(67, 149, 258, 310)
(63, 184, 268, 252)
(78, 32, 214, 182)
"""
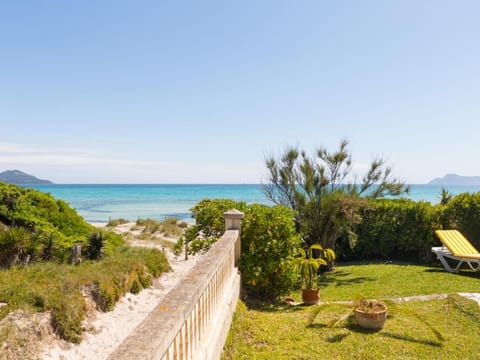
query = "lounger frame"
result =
(431, 246, 480, 273)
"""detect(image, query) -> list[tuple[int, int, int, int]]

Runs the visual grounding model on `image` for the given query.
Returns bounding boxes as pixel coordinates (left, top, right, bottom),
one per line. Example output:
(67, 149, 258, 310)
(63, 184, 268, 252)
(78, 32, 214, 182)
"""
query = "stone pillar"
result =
(223, 209, 244, 266)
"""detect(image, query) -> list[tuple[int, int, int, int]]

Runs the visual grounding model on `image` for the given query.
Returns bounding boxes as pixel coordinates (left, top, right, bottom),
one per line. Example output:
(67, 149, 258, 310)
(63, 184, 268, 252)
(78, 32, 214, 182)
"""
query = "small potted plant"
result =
(292, 244, 335, 305)
(353, 299, 388, 330)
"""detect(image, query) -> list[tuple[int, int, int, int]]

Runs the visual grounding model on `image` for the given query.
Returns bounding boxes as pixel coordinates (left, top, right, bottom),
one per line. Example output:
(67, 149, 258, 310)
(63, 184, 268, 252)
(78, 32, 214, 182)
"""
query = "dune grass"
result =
(0, 247, 170, 343)
(223, 263, 480, 359)
(131, 217, 188, 238)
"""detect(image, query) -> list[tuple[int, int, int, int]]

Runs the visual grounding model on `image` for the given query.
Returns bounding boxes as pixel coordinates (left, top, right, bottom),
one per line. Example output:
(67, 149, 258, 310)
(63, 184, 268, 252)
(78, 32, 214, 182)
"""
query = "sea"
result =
(27, 184, 480, 224)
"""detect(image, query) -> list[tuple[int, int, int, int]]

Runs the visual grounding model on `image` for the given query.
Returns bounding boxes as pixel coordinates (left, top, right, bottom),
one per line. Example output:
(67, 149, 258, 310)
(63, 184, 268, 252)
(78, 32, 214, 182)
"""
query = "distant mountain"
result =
(0, 170, 53, 184)
(428, 174, 480, 186)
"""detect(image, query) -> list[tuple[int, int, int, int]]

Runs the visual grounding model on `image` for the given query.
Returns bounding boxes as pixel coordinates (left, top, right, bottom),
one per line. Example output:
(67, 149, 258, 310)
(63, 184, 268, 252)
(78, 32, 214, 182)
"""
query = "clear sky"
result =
(1, 1, 479, 184)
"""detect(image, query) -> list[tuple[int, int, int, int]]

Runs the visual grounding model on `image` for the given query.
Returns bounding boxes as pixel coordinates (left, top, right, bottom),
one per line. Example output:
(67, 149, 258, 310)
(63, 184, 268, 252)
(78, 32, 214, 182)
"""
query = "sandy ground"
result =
(40, 222, 200, 360)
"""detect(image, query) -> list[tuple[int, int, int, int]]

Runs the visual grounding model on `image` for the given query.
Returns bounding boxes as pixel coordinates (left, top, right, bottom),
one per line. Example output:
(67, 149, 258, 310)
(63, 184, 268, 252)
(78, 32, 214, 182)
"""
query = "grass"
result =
(0, 247, 170, 343)
(123, 231, 177, 251)
(131, 217, 188, 238)
(223, 262, 480, 359)
(106, 218, 130, 227)
(316, 262, 480, 301)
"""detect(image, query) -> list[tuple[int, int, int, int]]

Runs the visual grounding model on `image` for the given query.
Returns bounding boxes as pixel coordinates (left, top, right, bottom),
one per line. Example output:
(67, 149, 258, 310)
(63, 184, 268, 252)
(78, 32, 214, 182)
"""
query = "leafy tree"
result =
(264, 139, 409, 250)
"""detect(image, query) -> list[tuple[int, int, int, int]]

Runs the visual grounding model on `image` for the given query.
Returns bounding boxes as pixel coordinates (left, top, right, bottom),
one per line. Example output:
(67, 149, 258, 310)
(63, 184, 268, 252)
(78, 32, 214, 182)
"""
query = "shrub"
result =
(338, 199, 442, 263)
(106, 218, 130, 227)
(190, 199, 247, 238)
(136, 218, 162, 234)
(161, 217, 184, 237)
(442, 192, 480, 249)
(84, 231, 106, 260)
(177, 199, 247, 256)
(240, 204, 301, 301)
(184, 199, 300, 302)
(0, 226, 35, 267)
(50, 292, 86, 343)
(0, 183, 96, 256)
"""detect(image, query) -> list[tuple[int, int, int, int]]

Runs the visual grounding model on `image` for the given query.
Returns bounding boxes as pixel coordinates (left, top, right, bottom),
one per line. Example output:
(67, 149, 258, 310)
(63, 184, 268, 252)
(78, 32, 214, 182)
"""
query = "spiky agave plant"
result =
(0, 226, 33, 267)
(86, 231, 106, 260)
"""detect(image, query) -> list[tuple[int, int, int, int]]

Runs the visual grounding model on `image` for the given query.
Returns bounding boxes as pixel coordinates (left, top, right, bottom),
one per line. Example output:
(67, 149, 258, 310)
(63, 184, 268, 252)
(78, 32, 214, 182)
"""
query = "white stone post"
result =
(223, 209, 244, 266)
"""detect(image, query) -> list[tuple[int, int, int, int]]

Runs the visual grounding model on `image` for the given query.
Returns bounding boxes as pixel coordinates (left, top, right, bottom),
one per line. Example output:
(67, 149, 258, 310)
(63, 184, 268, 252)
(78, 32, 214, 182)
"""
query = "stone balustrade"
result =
(109, 209, 244, 360)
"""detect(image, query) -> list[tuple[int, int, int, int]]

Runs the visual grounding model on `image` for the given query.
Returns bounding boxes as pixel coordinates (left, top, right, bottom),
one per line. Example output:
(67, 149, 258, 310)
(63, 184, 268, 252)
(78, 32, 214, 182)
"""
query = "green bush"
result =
(0, 183, 125, 265)
(176, 199, 247, 256)
(184, 199, 300, 302)
(190, 199, 247, 238)
(240, 204, 301, 301)
(442, 192, 480, 249)
(0, 183, 92, 237)
(339, 199, 442, 263)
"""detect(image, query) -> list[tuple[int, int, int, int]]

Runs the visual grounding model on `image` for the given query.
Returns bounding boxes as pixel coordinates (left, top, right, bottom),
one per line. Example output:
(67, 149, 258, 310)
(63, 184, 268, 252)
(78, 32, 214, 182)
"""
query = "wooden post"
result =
(70, 244, 82, 265)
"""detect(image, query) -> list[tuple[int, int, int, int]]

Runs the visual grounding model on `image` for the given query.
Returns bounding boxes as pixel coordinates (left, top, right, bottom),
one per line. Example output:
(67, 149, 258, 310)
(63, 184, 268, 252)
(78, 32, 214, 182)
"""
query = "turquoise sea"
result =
(28, 184, 480, 224)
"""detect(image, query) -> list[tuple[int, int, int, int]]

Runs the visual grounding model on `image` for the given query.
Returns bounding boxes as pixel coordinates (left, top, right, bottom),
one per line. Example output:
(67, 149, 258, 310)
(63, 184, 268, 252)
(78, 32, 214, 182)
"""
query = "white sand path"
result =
(41, 223, 200, 360)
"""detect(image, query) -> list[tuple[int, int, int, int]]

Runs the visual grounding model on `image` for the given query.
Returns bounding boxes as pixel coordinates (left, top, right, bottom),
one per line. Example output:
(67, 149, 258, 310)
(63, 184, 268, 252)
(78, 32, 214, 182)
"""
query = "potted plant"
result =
(292, 244, 335, 305)
(353, 299, 387, 330)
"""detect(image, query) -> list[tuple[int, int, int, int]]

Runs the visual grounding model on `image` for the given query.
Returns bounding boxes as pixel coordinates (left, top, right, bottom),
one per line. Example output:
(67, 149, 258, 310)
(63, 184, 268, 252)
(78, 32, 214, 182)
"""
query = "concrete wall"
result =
(109, 210, 243, 360)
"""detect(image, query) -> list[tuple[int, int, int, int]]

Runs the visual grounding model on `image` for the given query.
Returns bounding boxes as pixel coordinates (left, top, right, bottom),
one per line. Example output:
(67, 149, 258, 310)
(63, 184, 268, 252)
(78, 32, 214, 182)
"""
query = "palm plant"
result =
(40, 232, 59, 261)
(439, 187, 453, 205)
(292, 244, 333, 290)
(0, 226, 33, 267)
(85, 231, 106, 260)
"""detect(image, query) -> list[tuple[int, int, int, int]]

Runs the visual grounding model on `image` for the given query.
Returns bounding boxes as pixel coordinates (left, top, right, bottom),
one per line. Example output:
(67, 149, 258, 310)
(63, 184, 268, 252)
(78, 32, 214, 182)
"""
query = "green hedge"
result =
(442, 192, 480, 249)
(189, 193, 480, 300)
(337, 192, 480, 263)
(338, 199, 442, 263)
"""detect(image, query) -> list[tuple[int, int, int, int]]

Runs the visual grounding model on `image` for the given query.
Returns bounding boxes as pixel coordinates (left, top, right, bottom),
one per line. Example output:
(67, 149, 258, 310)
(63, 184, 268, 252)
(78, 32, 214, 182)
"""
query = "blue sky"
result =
(1, 1, 479, 184)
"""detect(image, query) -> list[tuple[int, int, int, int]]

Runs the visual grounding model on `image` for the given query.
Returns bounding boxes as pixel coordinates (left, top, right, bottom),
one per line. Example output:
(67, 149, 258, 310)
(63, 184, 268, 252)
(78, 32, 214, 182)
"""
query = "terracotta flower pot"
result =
(354, 306, 387, 330)
(302, 289, 319, 305)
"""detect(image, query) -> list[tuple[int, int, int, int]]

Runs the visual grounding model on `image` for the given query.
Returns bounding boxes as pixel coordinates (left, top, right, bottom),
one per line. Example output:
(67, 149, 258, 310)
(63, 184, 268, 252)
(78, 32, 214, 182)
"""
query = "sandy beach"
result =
(40, 222, 200, 360)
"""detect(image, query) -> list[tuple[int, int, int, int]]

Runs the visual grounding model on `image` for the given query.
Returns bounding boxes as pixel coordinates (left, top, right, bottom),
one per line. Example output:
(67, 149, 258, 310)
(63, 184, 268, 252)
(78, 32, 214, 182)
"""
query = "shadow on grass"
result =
(423, 267, 480, 279)
(319, 269, 375, 288)
(380, 332, 442, 347)
(325, 333, 350, 343)
(309, 318, 442, 347)
(242, 296, 304, 313)
(309, 320, 443, 347)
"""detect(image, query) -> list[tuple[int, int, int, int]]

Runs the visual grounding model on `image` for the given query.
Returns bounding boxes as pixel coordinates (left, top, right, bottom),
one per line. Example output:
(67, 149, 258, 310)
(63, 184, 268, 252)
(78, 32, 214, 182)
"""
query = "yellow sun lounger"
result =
(432, 230, 480, 273)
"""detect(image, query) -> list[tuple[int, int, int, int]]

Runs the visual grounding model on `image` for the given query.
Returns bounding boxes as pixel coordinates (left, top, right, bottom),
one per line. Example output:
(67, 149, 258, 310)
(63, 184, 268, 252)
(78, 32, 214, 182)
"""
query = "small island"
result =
(0, 170, 53, 184)
(428, 174, 480, 186)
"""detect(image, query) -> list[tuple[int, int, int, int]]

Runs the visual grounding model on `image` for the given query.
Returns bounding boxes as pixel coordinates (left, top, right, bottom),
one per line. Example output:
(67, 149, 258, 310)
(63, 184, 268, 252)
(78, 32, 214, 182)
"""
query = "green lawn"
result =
(223, 263, 480, 359)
